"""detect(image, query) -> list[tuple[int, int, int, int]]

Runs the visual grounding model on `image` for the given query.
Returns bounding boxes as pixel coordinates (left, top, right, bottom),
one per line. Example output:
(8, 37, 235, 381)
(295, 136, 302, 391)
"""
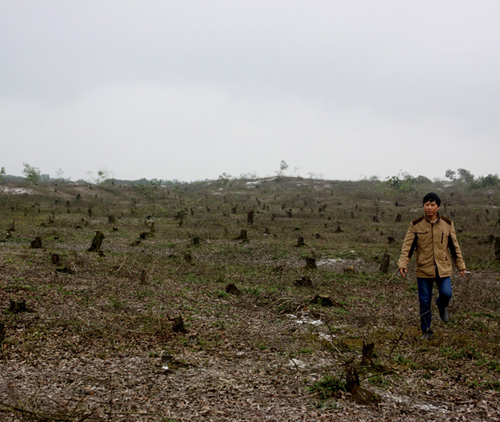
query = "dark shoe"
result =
(420, 332, 433, 341)
(439, 307, 449, 323)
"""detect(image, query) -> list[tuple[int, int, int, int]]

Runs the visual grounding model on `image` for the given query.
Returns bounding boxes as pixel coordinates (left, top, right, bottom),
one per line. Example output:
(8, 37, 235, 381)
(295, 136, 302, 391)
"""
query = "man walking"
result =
(398, 193, 466, 340)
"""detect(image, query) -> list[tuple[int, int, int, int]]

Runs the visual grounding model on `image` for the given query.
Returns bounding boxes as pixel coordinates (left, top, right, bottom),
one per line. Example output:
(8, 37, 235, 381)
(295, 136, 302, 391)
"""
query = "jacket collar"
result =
(424, 211, 440, 224)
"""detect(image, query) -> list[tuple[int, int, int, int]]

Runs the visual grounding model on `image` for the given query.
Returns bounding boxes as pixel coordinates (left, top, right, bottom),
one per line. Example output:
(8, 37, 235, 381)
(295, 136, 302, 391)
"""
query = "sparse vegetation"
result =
(0, 175, 499, 421)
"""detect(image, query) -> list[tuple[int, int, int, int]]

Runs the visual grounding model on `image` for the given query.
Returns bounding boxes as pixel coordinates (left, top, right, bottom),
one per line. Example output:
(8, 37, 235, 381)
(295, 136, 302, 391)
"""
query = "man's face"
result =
(424, 200, 440, 220)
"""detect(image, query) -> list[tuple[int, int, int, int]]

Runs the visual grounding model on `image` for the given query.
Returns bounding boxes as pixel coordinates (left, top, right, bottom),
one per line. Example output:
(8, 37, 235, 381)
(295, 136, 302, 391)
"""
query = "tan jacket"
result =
(398, 213, 466, 278)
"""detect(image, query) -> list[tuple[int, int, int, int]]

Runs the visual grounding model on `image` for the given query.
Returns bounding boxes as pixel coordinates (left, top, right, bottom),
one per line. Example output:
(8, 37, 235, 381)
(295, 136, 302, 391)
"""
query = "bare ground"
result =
(1, 179, 499, 421)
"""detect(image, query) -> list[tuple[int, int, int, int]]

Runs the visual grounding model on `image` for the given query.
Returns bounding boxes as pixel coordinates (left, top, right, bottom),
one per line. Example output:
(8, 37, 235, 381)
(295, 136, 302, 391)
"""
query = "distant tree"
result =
(239, 172, 258, 179)
(40, 174, 51, 183)
(445, 169, 456, 181)
(278, 160, 289, 176)
(0, 167, 5, 183)
(218, 172, 232, 185)
(55, 168, 68, 182)
(387, 172, 430, 192)
(457, 168, 474, 184)
(87, 168, 113, 185)
(471, 174, 499, 189)
(22, 163, 41, 184)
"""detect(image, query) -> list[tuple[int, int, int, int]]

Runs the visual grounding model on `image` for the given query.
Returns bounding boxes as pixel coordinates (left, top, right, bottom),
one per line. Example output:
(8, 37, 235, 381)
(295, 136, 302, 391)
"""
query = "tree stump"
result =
(495, 237, 500, 261)
(235, 230, 248, 242)
(56, 266, 75, 274)
(294, 276, 313, 287)
(31, 237, 42, 249)
(311, 294, 339, 307)
(140, 269, 148, 285)
(305, 257, 317, 270)
(226, 283, 241, 295)
(361, 342, 375, 366)
(9, 300, 28, 314)
(345, 361, 360, 392)
(296, 236, 306, 247)
(247, 210, 254, 225)
(379, 253, 390, 273)
(108, 215, 116, 224)
(395, 214, 402, 222)
(87, 231, 105, 252)
(51, 253, 60, 265)
(171, 316, 188, 333)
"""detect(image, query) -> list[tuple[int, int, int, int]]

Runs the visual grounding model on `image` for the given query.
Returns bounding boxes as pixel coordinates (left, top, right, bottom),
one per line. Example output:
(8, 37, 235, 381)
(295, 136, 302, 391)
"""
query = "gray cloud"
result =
(1, 0, 499, 181)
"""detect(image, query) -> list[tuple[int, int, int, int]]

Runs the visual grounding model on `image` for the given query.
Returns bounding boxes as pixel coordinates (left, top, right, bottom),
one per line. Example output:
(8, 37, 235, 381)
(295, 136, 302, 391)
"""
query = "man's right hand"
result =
(399, 268, 407, 277)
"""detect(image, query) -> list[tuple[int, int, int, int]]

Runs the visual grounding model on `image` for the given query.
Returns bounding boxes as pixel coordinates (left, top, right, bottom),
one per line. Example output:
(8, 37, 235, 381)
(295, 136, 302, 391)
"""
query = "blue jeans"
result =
(417, 277, 452, 334)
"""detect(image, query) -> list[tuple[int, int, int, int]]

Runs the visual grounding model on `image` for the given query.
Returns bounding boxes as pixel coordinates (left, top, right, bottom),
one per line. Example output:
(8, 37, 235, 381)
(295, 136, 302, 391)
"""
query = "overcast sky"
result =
(1, 1, 499, 182)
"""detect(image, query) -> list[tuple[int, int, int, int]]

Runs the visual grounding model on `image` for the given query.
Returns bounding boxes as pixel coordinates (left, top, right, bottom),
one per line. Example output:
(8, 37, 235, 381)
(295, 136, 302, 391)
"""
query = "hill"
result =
(1, 177, 499, 421)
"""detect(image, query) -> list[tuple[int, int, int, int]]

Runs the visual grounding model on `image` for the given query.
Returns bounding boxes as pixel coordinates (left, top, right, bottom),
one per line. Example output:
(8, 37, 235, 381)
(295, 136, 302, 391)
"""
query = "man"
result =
(398, 192, 466, 340)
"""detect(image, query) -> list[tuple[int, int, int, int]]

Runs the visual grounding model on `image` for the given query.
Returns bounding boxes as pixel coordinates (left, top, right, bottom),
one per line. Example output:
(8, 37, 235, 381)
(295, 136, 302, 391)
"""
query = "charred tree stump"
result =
(296, 236, 306, 247)
(345, 361, 360, 393)
(311, 294, 343, 307)
(108, 215, 116, 224)
(140, 269, 148, 285)
(395, 214, 402, 223)
(305, 257, 317, 270)
(56, 266, 75, 274)
(379, 253, 390, 273)
(51, 253, 60, 265)
(235, 230, 249, 242)
(226, 283, 241, 295)
(247, 210, 254, 225)
(495, 237, 500, 261)
(9, 300, 28, 314)
(361, 342, 375, 366)
(30, 237, 42, 249)
(171, 316, 188, 333)
(192, 236, 200, 246)
(294, 276, 313, 287)
(87, 231, 105, 252)
(334, 225, 343, 233)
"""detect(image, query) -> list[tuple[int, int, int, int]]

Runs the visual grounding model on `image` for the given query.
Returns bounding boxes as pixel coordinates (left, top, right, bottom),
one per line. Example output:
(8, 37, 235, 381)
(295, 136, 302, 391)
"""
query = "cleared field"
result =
(1, 177, 499, 421)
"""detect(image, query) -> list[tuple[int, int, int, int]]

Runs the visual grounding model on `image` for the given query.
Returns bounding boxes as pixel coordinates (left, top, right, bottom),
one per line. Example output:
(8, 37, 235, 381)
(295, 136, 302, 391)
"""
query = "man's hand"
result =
(399, 268, 407, 277)
(460, 269, 467, 277)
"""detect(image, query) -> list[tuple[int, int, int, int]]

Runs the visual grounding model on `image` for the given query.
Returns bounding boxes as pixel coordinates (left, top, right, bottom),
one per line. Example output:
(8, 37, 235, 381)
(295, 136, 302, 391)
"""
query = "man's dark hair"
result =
(423, 192, 441, 206)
